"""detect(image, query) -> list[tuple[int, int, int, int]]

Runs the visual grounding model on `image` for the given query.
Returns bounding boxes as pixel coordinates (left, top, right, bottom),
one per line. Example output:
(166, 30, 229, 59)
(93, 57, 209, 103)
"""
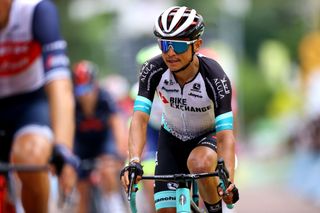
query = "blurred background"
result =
(55, 0, 320, 212)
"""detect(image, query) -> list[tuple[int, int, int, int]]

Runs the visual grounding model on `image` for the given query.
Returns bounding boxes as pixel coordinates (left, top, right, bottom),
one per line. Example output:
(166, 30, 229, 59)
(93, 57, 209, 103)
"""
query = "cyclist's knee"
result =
(11, 125, 53, 164)
(187, 149, 217, 173)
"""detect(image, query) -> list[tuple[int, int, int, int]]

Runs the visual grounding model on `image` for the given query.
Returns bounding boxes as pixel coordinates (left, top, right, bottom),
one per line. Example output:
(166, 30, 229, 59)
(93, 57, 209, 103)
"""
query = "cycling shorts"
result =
(0, 88, 50, 164)
(73, 132, 119, 179)
(153, 127, 217, 210)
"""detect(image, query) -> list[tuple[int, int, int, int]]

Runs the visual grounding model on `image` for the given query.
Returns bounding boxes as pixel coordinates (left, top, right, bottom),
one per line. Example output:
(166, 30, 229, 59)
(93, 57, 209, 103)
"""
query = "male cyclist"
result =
(0, 0, 78, 212)
(120, 6, 239, 213)
(72, 60, 128, 213)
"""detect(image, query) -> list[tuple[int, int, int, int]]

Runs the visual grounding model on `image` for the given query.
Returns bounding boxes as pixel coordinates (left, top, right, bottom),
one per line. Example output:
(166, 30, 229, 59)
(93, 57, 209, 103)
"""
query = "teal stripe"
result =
(162, 115, 171, 132)
(216, 123, 233, 132)
(133, 101, 151, 114)
(216, 111, 233, 122)
(133, 96, 152, 114)
(136, 95, 152, 106)
(216, 117, 233, 126)
(216, 112, 233, 132)
(154, 191, 176, 210)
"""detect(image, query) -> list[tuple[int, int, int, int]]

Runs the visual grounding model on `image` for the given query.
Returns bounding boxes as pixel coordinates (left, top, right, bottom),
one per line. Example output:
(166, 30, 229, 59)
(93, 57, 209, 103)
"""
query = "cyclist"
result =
(72, 60, 128, 213)
(120, 6, 239, 213)
(0, 0, 78, 212)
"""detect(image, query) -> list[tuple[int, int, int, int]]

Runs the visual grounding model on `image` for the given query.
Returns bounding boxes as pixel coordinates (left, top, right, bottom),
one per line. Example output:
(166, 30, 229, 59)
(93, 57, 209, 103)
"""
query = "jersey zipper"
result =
(180, 85, 187, 135)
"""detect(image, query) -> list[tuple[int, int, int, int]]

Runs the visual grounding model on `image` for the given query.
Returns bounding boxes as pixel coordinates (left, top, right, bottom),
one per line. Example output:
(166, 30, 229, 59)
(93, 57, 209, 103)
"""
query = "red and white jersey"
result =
(0, 0, 70, 98)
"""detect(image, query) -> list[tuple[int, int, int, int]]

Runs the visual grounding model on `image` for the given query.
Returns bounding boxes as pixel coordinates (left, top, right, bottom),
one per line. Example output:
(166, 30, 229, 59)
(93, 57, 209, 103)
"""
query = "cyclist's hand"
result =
(50, 143, 80, 176)
(218, 182, 239, 205)
(59, 164, 77, 195)
(120, 161, 143, 193)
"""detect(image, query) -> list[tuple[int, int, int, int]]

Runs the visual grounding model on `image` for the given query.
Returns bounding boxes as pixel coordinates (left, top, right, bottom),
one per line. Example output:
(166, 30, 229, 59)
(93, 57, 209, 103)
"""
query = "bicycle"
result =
(0, 162, 49, 213)
(127, 158, 234, 213)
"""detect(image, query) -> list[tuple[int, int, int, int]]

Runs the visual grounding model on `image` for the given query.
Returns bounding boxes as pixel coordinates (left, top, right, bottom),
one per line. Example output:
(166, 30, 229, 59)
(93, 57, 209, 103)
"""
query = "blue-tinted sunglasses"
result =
(74, 84, 94, 97)
(158, 39, 197, 54)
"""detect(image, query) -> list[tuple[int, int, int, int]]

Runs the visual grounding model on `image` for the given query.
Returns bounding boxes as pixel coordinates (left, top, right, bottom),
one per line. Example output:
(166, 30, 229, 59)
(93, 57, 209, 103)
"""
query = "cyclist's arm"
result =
(217, 130, 236, 182)
(109, 113, 128, 158)
(33, 0, 75, 149)
(128, 110, 150, 162)
(129, 59, 161, 162)
(206, 60, 236, 182)
(45, 80, 75, 149)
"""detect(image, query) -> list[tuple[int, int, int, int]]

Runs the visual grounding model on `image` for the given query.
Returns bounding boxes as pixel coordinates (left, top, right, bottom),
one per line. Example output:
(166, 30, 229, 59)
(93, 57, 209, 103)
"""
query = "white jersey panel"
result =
(157, 70, 215, 141)
(0, 0, 44, 98)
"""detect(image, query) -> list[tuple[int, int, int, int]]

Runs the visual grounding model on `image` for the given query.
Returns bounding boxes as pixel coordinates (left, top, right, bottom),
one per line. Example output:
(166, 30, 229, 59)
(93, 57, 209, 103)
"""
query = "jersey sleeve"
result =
(32, 0, 71, 83)
(134, 57, 164, 115)
(205, 59, 234, 132)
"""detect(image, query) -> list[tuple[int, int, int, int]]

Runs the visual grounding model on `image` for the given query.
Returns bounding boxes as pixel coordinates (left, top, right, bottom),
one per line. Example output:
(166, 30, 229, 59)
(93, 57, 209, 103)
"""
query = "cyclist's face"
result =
(77, 88, 98, 107)
(161, 39, 202, 72)
(0, 0, 12, 30)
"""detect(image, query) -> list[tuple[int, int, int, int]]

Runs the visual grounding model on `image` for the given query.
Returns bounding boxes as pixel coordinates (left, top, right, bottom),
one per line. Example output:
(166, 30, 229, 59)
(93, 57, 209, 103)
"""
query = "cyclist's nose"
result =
(167, 46, 176, 55)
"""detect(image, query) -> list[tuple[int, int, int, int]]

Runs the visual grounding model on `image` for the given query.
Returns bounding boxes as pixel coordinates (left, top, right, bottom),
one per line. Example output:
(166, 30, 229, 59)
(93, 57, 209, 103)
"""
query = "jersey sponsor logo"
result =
(140, 62, 163, 83)
(161, 86, 179, 93)
(214, 75, 230, 99)
(0, 41, 41, 76)
(154, 196, 176, 204)
(192, 83, 201, 91)
(164, 79, 175, 85)
(158, 91, 169, 104)
(169, 97, 211, 112)
(79, 118, 104, 131)
(188, 92, 203, 98)
(167, 182, 178, 190)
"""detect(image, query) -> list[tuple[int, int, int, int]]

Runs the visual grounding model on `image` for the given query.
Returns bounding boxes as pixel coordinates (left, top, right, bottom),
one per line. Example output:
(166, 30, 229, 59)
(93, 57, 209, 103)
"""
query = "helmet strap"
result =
(172, 45, 195, 73)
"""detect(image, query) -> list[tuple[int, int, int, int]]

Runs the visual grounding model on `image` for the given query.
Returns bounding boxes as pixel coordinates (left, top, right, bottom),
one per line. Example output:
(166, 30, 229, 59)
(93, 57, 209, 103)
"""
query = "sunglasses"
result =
(158, 39, 197, 54)
(74, 84, 94, 97)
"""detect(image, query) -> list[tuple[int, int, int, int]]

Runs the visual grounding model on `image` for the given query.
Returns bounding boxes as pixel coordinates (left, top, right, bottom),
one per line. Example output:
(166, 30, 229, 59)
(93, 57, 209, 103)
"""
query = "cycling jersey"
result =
(0, 0, 70, 98)
(74, 89, 118, 160)
(0, 0, 70, 161)
(134, 54, 233, 141)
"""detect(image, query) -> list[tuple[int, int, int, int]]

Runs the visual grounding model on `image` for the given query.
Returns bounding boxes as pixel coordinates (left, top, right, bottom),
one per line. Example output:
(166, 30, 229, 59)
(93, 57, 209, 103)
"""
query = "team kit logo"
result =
(214, 75, 230, 99)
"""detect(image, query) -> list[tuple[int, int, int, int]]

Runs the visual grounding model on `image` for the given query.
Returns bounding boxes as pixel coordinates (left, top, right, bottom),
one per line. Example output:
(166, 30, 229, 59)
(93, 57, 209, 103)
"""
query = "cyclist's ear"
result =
(194, 39, 203, 52)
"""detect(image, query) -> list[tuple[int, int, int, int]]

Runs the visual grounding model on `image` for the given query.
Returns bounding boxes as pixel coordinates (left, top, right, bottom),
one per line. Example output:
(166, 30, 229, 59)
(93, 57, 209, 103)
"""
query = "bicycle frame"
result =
(128, 158, 234, 213)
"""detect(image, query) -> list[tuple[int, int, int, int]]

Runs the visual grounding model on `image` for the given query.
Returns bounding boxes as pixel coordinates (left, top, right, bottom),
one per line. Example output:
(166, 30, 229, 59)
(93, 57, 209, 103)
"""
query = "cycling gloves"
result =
(50, 143, 80, 176)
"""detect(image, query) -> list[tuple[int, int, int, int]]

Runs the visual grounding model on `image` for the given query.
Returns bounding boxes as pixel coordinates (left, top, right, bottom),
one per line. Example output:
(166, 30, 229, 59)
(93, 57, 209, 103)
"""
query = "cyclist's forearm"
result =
(46, 79, 75, 150)
(217, 131, 236, 182)
(128, 112, 149, 162)
(110, 114, 128, 157)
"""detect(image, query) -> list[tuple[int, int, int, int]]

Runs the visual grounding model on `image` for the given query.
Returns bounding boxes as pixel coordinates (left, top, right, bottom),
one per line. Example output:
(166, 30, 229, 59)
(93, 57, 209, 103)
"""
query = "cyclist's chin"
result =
(167, 64, 183, 72)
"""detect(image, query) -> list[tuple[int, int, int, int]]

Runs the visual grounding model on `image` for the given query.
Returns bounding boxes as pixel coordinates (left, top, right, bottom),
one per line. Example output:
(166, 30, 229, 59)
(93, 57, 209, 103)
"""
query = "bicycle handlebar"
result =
(0, 163, 49, 172)
(127, 158, 235, 210)
(141, 171, 219, 181)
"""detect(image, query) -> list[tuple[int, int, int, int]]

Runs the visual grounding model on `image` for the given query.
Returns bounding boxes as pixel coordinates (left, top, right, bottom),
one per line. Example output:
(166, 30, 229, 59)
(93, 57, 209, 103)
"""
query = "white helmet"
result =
(154, 6, 204, 39)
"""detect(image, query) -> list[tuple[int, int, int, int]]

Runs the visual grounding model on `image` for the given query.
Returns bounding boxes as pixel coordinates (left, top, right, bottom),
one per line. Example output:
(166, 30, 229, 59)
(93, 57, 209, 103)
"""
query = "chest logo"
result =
(158, 91, 169, 104)
(193, 83, 201, 91)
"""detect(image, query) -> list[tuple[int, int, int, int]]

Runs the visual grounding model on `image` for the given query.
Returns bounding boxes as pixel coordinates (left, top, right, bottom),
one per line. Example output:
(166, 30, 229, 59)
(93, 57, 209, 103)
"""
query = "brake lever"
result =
(217, 158, 234, 209)
(127, 171, 136, 201)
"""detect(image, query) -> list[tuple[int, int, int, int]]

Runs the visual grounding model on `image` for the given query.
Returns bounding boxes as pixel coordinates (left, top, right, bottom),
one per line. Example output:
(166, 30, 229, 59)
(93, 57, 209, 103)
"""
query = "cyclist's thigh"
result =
(196, 132, 217, 152)
(154, 128, 194, 210)
(0, 89, 52, 163)
(188, 132, 218, 168)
